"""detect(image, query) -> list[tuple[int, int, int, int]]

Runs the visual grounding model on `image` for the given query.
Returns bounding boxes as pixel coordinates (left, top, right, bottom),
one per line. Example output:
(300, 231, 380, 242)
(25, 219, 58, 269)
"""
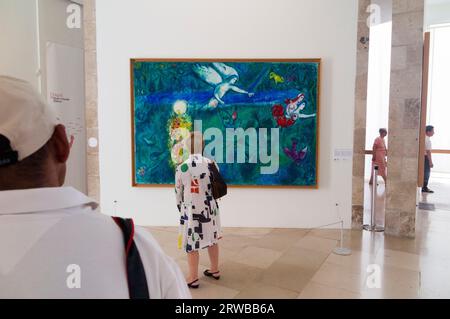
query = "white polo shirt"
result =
(425, 136, 432, 155)
(0, 187, 191, 299)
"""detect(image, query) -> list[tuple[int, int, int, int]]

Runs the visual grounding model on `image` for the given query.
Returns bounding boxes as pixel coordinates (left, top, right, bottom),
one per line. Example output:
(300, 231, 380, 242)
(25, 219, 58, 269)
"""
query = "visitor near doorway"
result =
(423, 125, 435, 193)
(369, 128, 388, 185)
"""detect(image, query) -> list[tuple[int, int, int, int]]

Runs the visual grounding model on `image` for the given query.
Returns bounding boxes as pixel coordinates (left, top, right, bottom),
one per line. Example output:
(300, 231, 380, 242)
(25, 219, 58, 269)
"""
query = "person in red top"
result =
(369, 128, 388, 185)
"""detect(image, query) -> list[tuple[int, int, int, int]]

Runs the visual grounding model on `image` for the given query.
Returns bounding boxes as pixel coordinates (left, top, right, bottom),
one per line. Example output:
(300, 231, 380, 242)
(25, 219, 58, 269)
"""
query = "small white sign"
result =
(334, 149, 353, 161)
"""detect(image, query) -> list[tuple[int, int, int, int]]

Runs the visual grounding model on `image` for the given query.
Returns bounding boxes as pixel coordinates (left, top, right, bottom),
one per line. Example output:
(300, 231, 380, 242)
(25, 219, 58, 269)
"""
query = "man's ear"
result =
(51, 124, 70, 163)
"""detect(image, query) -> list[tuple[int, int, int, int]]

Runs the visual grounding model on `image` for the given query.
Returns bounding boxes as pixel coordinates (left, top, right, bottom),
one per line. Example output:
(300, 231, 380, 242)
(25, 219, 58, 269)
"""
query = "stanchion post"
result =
(363, 166, 384, 232)
(371, 166, 377, 228)
(364, 166, 377, 231)
(333, 220, 352, 256)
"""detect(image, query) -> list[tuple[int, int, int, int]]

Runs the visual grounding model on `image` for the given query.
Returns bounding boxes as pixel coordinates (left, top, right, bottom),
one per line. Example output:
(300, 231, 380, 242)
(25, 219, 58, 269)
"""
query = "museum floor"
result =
(147, 177, 450, 299)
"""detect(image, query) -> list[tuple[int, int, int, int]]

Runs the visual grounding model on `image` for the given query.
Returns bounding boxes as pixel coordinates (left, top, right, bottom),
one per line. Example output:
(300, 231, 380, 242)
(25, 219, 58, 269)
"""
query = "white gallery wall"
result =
(364, 0, 392, 179)
(39, 0, 87, 194)
(425, 0, 450, 175)
(38, 0, 85, 98)
(0, 0, 87, 193)
(425, 0, 450, 28)
(96, 0, 358, 228)
(0, 0, 84, 95)
(0, 0, 39, 89)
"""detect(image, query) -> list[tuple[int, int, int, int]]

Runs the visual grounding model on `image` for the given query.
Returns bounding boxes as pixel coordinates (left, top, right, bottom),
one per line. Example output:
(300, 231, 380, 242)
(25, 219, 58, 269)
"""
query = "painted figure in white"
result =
(285, 93, 316, 121)
(193, 63, 254, 108)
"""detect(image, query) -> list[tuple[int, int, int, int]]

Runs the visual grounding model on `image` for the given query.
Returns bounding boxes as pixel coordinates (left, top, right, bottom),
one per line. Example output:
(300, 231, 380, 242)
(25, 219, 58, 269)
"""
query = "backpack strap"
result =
(112, 217, 150, 299)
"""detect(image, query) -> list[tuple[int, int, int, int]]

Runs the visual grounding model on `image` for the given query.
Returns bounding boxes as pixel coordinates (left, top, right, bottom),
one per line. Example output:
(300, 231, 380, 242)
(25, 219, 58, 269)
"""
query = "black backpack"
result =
(208, 162, 227, 200)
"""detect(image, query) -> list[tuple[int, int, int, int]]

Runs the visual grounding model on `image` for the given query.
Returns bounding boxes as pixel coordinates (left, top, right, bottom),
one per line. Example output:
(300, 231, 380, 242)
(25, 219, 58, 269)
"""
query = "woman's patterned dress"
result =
(175, 154, 222, 253)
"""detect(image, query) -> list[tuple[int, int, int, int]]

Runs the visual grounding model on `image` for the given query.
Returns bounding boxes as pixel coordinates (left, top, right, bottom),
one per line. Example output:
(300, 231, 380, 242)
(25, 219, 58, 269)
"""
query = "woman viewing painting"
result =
(175, 131, 222, 289)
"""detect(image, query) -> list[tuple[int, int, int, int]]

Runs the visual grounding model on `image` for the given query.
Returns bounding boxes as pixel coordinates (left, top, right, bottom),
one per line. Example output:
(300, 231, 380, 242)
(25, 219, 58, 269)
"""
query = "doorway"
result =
(419, 24, 450, 212)
(363, 6, 393, 229)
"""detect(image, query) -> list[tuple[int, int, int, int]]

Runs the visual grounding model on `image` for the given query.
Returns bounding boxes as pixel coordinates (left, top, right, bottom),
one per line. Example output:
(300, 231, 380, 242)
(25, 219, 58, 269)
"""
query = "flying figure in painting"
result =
(272, 93, 316, 128)
(193, 63, 254, 109)
(285, 94, 316, 121)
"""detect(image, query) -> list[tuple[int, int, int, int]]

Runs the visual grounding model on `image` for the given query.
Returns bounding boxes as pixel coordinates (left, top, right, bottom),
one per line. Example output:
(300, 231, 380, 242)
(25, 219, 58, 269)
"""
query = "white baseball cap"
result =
(0, 76, 59, 163)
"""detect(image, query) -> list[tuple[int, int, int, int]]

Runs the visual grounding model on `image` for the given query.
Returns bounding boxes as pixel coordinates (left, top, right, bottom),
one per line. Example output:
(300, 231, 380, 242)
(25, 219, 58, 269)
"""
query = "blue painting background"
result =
(132, 61, 319, 186)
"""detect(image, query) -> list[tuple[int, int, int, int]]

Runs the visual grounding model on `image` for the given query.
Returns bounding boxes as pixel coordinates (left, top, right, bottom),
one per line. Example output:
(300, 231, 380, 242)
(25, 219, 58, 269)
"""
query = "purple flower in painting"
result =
(284, 139, 308, 164)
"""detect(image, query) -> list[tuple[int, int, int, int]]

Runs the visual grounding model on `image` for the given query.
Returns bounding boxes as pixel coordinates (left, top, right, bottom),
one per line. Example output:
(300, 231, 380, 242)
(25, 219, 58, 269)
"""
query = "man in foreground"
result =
(0, 76, 190, 299)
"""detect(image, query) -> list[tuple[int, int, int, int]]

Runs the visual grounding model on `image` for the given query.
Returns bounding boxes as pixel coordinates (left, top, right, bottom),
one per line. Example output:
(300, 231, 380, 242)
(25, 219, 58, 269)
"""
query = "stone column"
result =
(352, 0, 371, 229)
(385, 0, 424, 237)
(83, 0, 100, 202)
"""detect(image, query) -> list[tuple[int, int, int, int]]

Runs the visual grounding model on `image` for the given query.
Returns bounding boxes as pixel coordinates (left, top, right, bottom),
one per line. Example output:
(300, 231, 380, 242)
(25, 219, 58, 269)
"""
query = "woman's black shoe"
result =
(204, 269, 220, 280)
(187, 279, 200, 289)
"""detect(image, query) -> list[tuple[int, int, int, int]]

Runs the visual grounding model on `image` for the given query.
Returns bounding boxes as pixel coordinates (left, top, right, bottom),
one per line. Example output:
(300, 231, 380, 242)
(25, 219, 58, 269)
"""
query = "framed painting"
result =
(131, 59, 320, 188)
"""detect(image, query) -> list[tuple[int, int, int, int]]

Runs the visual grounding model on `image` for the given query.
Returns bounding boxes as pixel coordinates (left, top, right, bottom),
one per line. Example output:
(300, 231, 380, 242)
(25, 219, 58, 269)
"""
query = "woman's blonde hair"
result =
(185, 131, 204, 155)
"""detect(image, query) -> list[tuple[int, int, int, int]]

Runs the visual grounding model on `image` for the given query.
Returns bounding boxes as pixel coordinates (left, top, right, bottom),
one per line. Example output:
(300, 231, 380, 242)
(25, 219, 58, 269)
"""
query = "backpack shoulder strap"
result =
(112, 217, 150, 299)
